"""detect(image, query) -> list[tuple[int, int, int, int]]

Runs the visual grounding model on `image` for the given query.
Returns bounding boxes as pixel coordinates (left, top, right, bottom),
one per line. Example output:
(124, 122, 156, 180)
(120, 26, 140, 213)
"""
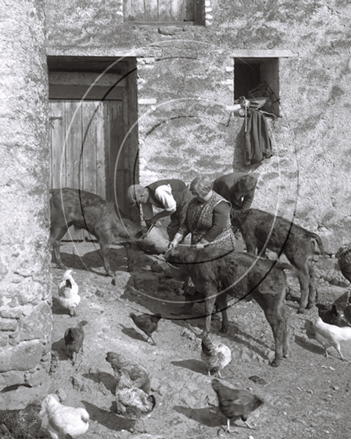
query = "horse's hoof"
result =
(219, 326, 228, 334)
(270, 358, 282, 367)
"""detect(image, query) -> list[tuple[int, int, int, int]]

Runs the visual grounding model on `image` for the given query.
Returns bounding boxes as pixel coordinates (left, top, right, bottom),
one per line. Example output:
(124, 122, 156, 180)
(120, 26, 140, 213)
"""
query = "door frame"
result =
(47, 56, 139, 221)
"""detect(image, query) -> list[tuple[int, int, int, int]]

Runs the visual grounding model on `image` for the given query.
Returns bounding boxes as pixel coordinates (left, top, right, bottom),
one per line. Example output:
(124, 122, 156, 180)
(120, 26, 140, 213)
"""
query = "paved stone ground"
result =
(39, 240, 351, 439)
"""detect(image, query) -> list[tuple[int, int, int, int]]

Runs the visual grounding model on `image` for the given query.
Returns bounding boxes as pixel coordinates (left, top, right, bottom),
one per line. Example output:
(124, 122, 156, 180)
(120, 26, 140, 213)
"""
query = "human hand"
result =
(147, 216, 158, 227)
(144, 219, 152, 229)
(168, 240, 177, 250)
(196, 238, 209, 249)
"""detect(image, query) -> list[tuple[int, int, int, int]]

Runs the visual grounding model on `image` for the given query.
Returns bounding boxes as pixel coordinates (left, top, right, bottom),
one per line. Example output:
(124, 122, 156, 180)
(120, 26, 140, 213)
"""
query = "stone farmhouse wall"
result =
(0, 0, 52, 409)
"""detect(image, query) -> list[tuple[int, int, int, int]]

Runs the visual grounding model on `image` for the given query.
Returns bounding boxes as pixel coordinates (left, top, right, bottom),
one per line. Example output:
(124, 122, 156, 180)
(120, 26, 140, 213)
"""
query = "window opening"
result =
(124, 0, 204, 25)
(234, 58, 280, 117)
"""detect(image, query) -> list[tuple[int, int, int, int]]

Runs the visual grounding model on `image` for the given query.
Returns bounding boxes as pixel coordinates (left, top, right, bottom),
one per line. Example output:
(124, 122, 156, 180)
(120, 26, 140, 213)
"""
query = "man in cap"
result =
(127, 179, 192, 240)
(212, 172, 258, 211)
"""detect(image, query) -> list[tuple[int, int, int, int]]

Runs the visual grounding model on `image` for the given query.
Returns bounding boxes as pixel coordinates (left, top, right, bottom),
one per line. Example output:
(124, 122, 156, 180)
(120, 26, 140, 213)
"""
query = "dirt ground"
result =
(41, 240, 351, 439)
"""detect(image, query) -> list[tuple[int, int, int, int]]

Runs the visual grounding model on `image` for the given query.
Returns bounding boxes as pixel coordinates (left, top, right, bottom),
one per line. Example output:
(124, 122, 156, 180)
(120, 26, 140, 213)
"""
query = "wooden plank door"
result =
(49, 99, 125, 241)
(50, 101, 83, 241)
(104, 101, 125, 213)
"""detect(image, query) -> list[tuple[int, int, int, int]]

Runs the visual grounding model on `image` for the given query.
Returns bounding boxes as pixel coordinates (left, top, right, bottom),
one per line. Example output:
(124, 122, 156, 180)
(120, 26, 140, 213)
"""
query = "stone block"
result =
(0, 381, 49, 410)
(0, 335, 8, 347)
(19, 301, 52, 341)
(0, 370, 24, 390)
(0, 340, 43, 372)
(0, 318, 18, 331)
(0, 307, 23, 319)
(8, 331, 20, 346)
(24, 366, 47, 387)
(0, 260, 8, 277)
(41, 342, 52, 356)
(40, 357, 51, 373)
(14, 278, 45, 306)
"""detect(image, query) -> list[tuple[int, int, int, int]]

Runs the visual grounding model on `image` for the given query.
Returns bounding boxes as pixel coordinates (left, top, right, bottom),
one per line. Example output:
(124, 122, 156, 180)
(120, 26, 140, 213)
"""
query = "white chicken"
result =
(58, 269, 80, 316)
(313, 316, 351, 361)
(40, 394, 89, 439)
(187, 324, 232, 377)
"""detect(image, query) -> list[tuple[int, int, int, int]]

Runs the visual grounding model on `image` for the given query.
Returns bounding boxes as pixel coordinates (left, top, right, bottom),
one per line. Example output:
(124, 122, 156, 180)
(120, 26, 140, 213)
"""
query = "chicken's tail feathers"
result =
(211, 378, 223, 394)
(81, 410, 90, 423)
(152, 313, 162, 322)
(331, 304, 338, 315)
(253, 395, 264, 410)
(105, 351, 118, 364)
(148, 394, 156, 411)
(316, 303, 327, 311)
(64, 327, 74, 342)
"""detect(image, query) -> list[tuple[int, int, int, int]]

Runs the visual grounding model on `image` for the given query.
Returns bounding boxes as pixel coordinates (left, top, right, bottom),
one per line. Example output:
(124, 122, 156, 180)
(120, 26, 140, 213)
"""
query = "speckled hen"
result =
(187, 324, 231, 377)
(114, 369, 156, 433)
(106, 351, 151, 394)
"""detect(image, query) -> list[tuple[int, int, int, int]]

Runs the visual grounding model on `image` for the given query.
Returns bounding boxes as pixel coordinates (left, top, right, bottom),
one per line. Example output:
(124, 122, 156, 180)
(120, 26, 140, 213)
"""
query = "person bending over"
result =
(127, 179, 192, 240)
(212, 172, 258, 211)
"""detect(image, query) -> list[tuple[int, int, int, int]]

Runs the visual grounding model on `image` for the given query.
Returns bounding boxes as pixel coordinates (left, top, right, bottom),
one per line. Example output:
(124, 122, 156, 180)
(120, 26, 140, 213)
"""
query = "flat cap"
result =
(127, 184, 146, 205)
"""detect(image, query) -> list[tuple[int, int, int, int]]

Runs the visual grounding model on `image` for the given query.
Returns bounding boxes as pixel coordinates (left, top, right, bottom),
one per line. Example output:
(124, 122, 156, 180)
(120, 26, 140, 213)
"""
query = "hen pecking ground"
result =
(41, 240, 351, 439)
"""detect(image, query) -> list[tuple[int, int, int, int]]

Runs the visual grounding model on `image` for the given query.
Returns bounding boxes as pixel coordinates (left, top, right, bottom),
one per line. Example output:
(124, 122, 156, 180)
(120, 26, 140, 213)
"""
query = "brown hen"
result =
(212, 378, 263, 433)
(130, 313, 161, 345)
(344, 305, 351, 325)
(64, 320, 88, 370)
(336, 244, 351, 283)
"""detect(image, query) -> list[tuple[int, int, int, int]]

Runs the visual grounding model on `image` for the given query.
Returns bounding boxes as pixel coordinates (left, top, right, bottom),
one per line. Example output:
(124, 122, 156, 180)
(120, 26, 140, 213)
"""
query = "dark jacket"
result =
(146, 179, 187, 210)
(146, 179, 192, 239)
(212, 172, 257, 211)
(244, 110, 272, 165)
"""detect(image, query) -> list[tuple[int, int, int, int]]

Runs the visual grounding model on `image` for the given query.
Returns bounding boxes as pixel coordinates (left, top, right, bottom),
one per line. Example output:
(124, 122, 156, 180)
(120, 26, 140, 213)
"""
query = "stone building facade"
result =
(1, 0, 351, 408)
(44, 0, 351, 253)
